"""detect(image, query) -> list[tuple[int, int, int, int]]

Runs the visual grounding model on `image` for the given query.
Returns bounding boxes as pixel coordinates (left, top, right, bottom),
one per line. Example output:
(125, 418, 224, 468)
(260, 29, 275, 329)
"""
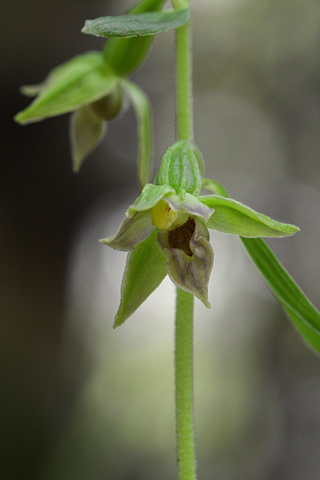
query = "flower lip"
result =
(157, 216, 213, 307)
(167, 217, 195, 256)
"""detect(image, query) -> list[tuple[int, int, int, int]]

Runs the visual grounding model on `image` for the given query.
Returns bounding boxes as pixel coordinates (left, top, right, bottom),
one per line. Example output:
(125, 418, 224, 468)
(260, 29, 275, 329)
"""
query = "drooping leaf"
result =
(241, 237, 320, 354)
(70, 106, 106, 173)
(121, 79, 152, 188)
(114, 230, 167, 327)
(102, 0, 167, 76)
(82, 9, 190, 38)
(200, 194, 299, 238)
(15, 52, 118, 124)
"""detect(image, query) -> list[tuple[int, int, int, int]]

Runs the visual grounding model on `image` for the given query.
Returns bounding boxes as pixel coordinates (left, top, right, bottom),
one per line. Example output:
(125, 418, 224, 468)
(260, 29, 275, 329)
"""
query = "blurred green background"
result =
(1, 1, 320, 479)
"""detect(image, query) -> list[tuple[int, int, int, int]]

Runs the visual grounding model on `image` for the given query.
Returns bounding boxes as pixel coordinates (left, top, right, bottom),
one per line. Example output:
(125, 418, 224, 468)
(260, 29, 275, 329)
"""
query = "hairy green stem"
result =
(175, 288, 196, 480)
(175, 12, 193, 141)
(173, 1, 197, 478)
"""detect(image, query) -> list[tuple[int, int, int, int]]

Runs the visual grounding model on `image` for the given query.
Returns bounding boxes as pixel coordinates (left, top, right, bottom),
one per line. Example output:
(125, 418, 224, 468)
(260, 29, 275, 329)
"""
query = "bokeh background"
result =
(1, 0, 320, 479)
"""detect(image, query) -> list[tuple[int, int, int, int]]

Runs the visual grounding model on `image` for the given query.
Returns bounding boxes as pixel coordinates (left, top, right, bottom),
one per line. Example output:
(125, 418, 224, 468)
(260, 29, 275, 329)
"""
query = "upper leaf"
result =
(200, 194, 299, 238)
(15, 52, 118, 124)
(82, 9, 190, 38)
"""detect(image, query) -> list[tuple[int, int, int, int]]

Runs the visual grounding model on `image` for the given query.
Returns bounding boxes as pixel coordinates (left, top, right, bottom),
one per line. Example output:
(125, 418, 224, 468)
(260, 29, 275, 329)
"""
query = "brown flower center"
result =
(168, 217, 195, 256)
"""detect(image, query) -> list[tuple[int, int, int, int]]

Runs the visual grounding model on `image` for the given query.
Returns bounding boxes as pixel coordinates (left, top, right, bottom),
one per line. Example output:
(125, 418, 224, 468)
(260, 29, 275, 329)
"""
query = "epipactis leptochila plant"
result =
(14, 0, 320, 479)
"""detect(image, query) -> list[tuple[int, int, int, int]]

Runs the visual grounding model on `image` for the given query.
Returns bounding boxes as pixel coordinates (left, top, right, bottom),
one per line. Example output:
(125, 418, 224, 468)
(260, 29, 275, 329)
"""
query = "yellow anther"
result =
(151, 200, 179, 230)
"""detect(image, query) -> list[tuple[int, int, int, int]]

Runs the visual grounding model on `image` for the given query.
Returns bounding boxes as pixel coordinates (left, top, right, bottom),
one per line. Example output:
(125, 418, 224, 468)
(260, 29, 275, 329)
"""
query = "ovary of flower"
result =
(151, 200, 179, 230)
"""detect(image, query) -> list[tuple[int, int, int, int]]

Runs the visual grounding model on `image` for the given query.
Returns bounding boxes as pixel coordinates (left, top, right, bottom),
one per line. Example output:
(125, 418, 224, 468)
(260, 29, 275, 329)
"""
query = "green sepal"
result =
(128, 183, 175, 216)
(121, 79, 152, 188)
(100, 211, 155, 251)
(241, 237, 320, 354)
(155, 141, 203, 196)
(70, 106, 106, 173)
(102, 0, 167, 76)
(82, 9, 190, 38)
(114, 230, 167, 327)
(200, 195, 299, 238)
(15, 52, 118, 124)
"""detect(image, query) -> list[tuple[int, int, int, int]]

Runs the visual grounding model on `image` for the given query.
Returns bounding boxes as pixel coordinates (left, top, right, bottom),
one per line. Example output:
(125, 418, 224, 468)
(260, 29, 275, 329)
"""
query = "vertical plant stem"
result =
(173, 2, 197, 478)
(175, 288, 196, 480)
(175, 15, 193, 142)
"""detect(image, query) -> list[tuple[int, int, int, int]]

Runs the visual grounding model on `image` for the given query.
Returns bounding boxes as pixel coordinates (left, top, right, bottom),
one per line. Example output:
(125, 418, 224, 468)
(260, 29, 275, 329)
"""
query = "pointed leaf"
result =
(200, 194, 299, 238)
(15, 52, 118, 124)
(241, 237, 320, 354)
(114, 230, 167, 327)
(82, 9, 190, 38)
(70, 106, 106, 173)
(102, 0, 167, 76)
(121, 79, 152, 188)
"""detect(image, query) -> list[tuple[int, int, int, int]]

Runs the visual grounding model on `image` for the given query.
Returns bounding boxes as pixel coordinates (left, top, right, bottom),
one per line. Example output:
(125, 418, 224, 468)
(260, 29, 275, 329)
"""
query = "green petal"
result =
(128, 183, 175, 216)
(120, 79, 152, 188)
(200, 195, 299, 238)
(100, 211, 155, 251)
(158, 218, 213, 307)
(114, 230, 167, 327)
(15, 52, 118, 124)
(82, 9, 190, 38)
(167, 192, 214, 222)
(70, 106, 106, 173)
(241, 237, 320, 354)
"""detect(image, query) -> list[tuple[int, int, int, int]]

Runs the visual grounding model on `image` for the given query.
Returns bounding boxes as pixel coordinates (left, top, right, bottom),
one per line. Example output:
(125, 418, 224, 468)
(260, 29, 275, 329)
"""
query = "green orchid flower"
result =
(101, 140, 300, 327)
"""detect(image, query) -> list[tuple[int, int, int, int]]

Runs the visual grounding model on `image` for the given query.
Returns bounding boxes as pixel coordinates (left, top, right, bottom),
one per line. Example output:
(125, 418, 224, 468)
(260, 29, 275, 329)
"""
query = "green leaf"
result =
(114, 230, 167, 327)
(241, 237, 320, 354)
(70, 106, 106, 173)
(200, 194, 299, 238)
(120, 79, 152, 188)
(102, 0, 167, 76)
(15, 52, 118, 124)
(82, 9, 190, 38)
